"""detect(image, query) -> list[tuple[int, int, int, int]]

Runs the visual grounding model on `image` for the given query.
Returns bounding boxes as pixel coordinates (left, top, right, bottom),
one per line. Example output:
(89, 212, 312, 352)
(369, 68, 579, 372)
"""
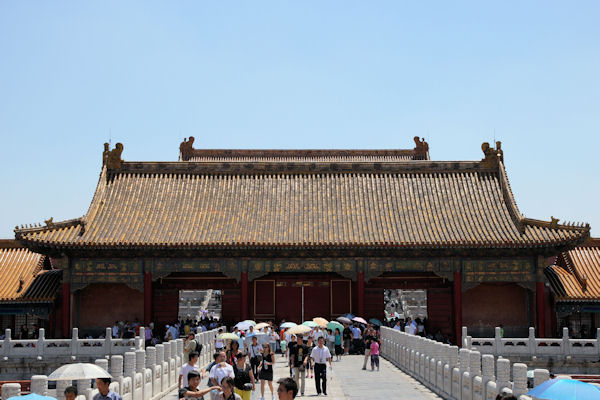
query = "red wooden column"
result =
(453, 271, 463, 346)
(61, 282, 70, 338)
(241, 271, 248, 320)
(144, 272, 152, 325)
(357, 271, 365, 317)
(536, 281, 546, 338)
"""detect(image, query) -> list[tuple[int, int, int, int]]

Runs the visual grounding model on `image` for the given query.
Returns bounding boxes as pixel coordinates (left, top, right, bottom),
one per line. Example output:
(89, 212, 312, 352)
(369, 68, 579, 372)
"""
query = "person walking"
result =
(361, 328, 375, 370)
(342, 324, 351, 355)
(259, 343, 275, 400)
(276, 377, 298, 400)
(289, 335, 308, 396)
(351, 324, 362, 355)
(184, 333, 198, 365)
(325, 329, 335, 356)
(333, 329, 343, 361)
(179, 351, 200, 389)
(226, 341, 240, 365)
(310, 336, 332, 396)
(64, 386, 78, 400)
(305, 337, 315, 379)
(248, 336, 263, 383)
(179, 370, 218, 399)
(94, 378, 122, 400)
(218, 376, 242, 400)
(233, 352, 255, 400)
(370, 338, 380, 371)
(209, 351, 235, 387)
(215, 329, 225, 352)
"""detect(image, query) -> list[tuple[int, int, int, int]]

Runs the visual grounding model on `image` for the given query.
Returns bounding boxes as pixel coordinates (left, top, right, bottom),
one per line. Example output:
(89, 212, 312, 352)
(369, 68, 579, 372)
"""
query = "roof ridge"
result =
(15, 217, 83, 236)
(497, 161, 525, 233)
(178, 136, 431, 161)
(523, 217, 591, 233)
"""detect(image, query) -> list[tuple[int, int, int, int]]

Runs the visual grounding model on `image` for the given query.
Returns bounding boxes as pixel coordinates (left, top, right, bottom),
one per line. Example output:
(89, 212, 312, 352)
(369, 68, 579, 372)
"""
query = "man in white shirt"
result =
(214, 328, 224, 351)
(179, 351, 199, 389)
(310, 337, 332, 396)
(393, 320, 403, 331)
(408, 318, 417, 335)
(208, 351, 235, 387)
(312, 327, 324, 341)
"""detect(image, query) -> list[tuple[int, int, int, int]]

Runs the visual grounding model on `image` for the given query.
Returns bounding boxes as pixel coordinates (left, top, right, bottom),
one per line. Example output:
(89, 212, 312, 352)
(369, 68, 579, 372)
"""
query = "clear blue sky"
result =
(1, 1, 598, 238)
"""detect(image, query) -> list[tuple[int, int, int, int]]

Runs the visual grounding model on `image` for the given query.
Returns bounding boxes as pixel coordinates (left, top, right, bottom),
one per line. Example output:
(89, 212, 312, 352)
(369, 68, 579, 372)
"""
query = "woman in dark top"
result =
(334, 328, 343, 361)
(259, 343, 275, 399)
(233, 352, 254, 400)
(305, 337, 315, 378)
(226, 341, 240, 365)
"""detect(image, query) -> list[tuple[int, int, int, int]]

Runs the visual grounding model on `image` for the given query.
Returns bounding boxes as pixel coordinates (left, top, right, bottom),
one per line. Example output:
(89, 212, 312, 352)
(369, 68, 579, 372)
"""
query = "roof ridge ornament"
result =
(413, 137, 429, 159)
(103, 142, 124, 169)
(180, 136, 195, 161)
(481, 141, 503, 168)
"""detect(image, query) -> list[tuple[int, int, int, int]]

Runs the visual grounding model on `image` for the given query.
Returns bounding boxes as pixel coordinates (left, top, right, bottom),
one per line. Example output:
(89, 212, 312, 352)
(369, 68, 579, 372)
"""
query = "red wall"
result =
(77, 283, 143, 331)
(462, 283, 529, 337)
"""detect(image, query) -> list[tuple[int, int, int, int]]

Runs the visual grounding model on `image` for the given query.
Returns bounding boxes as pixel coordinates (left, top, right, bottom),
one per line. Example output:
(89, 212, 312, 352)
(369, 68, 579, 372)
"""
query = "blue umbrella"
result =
(527, 378, 600, 400)
(369, 318, 383, 326)
(280, 322, 297, 329)
(9, 394, 57, 400)
(343, 313, 355, 320)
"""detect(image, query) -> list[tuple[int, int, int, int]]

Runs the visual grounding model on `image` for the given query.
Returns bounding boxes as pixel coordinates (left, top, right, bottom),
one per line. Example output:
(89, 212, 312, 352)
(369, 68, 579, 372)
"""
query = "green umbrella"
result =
(302, 321, 318, 328)
(327, 321, 344, 332)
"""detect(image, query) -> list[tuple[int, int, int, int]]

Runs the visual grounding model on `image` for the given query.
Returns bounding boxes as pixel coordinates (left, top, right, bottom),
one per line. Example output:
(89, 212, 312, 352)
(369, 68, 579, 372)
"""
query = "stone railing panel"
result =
(380, 326, 550, 400)
(466, 325, 600, 360)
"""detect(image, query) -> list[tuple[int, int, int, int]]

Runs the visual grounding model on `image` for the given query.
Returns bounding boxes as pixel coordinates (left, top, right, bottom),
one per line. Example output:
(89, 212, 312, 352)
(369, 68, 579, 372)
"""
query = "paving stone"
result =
(163, 353, 440, 399)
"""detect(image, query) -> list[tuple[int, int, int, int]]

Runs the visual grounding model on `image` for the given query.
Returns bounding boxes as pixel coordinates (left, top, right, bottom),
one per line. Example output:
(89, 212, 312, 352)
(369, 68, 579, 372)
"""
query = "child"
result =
(370, 338, 380, 371)
(280, 339, 287, 358)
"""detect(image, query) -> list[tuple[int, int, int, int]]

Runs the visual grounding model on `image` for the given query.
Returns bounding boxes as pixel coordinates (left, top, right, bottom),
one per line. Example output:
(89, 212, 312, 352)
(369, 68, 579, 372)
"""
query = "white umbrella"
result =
(254, 322, 269, 331)
(280, 322, 297, 329)
(287, 325, 312, 336)
(48, 363, 112, 381)
(244, 332, 270, 347)
(234, 321, 253, 331)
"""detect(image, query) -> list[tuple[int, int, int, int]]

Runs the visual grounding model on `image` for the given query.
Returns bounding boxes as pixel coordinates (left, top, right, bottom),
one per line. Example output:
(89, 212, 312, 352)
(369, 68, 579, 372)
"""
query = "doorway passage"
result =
(178, 289, 222, 321)
(384, 289, 428, 323)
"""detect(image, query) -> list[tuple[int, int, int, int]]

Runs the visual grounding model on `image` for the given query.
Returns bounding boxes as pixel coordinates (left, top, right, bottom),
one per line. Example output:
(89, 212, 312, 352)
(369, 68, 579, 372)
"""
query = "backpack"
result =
(195, 339, 203, 354)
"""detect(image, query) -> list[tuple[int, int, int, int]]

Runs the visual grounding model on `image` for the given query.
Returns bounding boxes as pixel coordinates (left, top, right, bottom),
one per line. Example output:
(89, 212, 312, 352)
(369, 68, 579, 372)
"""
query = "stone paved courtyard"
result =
(165, 353, 439, 399)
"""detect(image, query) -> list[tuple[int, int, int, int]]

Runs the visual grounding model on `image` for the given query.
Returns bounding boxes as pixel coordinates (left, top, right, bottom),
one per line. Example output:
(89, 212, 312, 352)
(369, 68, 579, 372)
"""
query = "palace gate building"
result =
(15, 138, 589, 343)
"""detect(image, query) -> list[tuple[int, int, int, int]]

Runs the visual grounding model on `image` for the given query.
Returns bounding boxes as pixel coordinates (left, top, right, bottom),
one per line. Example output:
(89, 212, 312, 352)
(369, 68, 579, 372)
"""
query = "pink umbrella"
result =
(352, 317, 367, 324)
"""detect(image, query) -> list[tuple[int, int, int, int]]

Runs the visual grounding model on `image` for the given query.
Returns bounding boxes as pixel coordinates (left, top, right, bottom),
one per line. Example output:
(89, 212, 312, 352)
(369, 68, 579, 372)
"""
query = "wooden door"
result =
(276, 282, 302, 322)
(304, 281, 330, 320)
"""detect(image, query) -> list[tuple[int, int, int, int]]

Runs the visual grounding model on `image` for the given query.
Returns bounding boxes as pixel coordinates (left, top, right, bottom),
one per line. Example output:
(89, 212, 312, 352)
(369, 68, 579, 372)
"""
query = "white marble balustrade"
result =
(6, 327, 222, 400)
(380, 326, 551, 400)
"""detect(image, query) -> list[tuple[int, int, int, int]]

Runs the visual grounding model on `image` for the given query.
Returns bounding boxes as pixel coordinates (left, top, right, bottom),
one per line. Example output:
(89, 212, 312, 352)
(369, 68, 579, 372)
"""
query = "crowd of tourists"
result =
(176, 319, 384, 400)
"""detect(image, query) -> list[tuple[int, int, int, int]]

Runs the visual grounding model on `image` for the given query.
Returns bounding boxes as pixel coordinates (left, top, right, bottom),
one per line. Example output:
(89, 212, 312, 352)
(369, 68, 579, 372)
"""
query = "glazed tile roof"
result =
(14, 141, 589, 251)
(0, 240, 59, 302)
(545, 239, 600, 301)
